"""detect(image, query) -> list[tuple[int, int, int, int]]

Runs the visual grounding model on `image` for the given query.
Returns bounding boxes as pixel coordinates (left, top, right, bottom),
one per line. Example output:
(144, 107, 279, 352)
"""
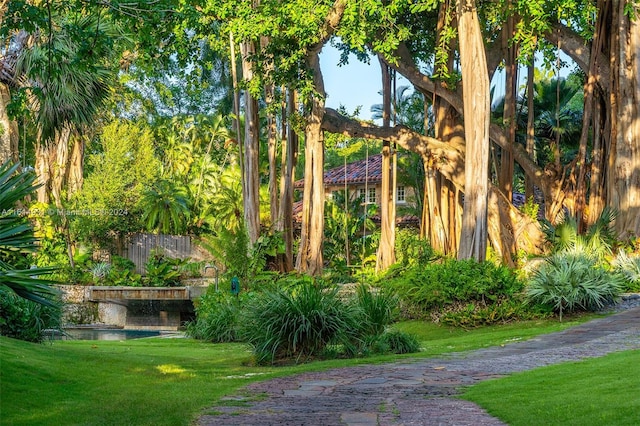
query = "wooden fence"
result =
(123, 233, 192, 274)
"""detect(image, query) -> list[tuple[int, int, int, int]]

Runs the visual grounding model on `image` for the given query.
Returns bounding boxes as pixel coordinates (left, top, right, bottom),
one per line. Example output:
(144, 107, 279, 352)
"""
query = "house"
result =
(293, 153, 419, 227)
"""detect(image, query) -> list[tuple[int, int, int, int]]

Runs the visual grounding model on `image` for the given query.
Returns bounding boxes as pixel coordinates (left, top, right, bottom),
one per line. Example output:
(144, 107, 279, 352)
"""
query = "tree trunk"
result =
(587, 96, 606, 225)
(0, 82, 18, 164)
(456, 0, 490, 261)
(607, 0, 640, 238)
(296, 51, 326, 275)
(67, 133, 84, 198)
(240, 40, 261, 246)
(295, 0, 346, 275)
(261, 36, 279, 236)
(423, 0, 460, 256)
(499, 13, 517, 204)
(265, 83, 279, 230)
(524, 60, 536, 201)
(50, 126, 71, 208)
(277, 88, 298, 272)
(376, 58, 396, 272)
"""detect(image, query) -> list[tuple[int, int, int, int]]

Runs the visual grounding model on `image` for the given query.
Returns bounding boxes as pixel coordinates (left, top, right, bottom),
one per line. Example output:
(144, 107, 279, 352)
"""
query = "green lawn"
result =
(0, 317, 592, 426)
(463, 349, 640, 426)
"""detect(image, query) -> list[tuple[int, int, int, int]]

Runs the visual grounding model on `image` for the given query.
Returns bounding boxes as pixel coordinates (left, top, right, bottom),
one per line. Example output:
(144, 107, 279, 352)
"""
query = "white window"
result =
(397, 186, 406, 203)
(368, 187, 377, 204)
(358, 187, 377, 204)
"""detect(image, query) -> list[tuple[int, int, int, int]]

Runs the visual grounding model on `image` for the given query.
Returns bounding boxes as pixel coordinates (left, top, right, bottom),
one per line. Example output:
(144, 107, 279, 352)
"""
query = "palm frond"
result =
(0, 161, 59, 306)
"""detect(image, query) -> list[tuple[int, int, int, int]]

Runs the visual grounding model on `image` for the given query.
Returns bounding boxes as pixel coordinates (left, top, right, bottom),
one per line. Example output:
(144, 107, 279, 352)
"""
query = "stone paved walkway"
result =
(198, 307, 640, 426)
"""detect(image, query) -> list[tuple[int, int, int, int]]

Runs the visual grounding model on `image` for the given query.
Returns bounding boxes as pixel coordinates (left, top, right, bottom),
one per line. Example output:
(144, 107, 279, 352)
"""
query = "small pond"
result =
(48, 328, 172, 341)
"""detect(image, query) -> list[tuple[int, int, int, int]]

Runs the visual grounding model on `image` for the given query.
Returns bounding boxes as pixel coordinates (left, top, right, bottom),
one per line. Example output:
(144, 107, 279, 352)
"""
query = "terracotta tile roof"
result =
(294, 154, 385, 188)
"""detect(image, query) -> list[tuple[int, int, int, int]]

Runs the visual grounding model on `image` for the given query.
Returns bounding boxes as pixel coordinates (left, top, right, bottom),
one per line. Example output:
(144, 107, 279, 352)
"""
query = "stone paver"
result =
(198, 307, 640, 425)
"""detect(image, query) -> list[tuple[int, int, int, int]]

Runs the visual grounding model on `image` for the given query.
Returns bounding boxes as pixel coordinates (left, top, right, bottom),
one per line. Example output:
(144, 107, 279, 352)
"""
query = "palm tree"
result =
(208, 165, 244, 232)
(371, 85, 426, 133)
(140, 180, 191, 235)
(0, 161, 58, 305)
(14, 12, 123, 206)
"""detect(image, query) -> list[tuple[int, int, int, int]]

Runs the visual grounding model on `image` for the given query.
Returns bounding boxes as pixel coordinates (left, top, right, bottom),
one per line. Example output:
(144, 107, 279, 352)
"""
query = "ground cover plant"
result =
(463, 349, 640, 426)
(385, 258, 542, 326)
(0, 317, 591, 426)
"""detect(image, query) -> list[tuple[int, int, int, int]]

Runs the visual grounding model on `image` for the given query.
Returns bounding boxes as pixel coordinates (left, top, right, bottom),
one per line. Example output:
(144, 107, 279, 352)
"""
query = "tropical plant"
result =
(354, 284, 398, 337)
(0, 161, 59, 306)
(387, 259, 525, 322)
(526, 253, 625, 321)
(541, 207, 618, 260)
(140, 180, 191, 235)
(186, 290, 245, 342)
(394, 229, 439, 268)
(199, 225, 250, 285)
(207, 165, 243, 231)
(610, 250, 640, 292)
(143, 251, 184, 287)
(13, 11, 121, 140)
(240, 280, 361, 364)
(102, 256, 142, 287)
(91, 262, 111, 281)
(0, 288, 61, 343)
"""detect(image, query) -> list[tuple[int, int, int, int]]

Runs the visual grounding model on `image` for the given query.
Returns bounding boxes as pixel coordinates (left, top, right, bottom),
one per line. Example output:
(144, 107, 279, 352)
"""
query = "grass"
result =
(462, 349, 640, 425)
(0, 316, 594, 426)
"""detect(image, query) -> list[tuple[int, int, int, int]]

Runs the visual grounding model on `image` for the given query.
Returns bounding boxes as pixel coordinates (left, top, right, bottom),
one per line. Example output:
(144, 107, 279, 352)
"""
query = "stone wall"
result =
(56, 285, 100, 325)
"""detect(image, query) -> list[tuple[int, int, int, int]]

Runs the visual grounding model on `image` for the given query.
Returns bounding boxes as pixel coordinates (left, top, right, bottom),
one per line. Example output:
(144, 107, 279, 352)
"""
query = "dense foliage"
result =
(0, 162, 61, 341)
(188, 280, 418, 364)
(0, 288, 61, 342)
(386, 259, 536, 326)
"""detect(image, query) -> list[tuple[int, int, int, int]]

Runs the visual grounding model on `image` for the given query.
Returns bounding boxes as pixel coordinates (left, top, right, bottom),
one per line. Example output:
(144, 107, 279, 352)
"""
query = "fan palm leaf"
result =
(0, 161, 59, 306)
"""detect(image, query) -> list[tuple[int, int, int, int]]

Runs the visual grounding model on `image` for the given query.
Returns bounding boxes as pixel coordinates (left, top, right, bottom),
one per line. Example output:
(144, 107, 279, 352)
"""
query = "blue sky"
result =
(320, 44, 382, 121)
(320, 44, 576, 122)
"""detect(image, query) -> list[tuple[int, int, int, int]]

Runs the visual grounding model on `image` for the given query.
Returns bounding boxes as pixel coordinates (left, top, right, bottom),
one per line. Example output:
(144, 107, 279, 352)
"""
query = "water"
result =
(49, 328, 167, 341)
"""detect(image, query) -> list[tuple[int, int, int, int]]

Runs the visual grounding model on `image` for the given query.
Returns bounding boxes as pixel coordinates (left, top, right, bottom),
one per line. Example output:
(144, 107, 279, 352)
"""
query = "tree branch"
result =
(322, 107, 466, 188)
(544, 22, 591, 72)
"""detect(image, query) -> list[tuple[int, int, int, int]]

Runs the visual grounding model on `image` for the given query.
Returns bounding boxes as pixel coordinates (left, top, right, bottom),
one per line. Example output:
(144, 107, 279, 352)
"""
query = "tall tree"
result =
(375, 58, 396, 271)
(456, 0, 490, 261)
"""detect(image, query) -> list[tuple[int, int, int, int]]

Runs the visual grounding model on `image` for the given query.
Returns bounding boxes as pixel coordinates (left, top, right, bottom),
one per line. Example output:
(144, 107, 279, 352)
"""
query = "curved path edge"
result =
(198, 307, 640, 425)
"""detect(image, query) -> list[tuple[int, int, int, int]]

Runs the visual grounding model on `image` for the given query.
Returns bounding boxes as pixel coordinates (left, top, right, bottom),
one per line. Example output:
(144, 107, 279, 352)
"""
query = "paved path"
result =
(198, 307, 640, 425)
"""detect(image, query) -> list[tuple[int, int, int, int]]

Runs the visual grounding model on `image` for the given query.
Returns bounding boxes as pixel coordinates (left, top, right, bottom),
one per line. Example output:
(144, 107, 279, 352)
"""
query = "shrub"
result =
(611, 251, 640, 292)
(0, 288, 61, 342)
(143, 252, 183, 287)
(375, 330, 420, 354)
(388, 259, 526, 323)
(395, 229, 439, 267)
(526, 253, 625, 320)
(104, 256, 142, 286)
(91, 262, 111, 281)
(186, 291, 244, 342)
(240, 280, 361, 364)
(438, 299, 549, 328)
(354, 284, 398, 336)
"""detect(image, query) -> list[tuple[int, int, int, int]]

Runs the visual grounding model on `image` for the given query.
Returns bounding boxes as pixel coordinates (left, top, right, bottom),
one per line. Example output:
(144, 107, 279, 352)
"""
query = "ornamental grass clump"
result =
(354, 284, 398, 337)
(241, 281, 361, 364)
(526, 253, 625, 321)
